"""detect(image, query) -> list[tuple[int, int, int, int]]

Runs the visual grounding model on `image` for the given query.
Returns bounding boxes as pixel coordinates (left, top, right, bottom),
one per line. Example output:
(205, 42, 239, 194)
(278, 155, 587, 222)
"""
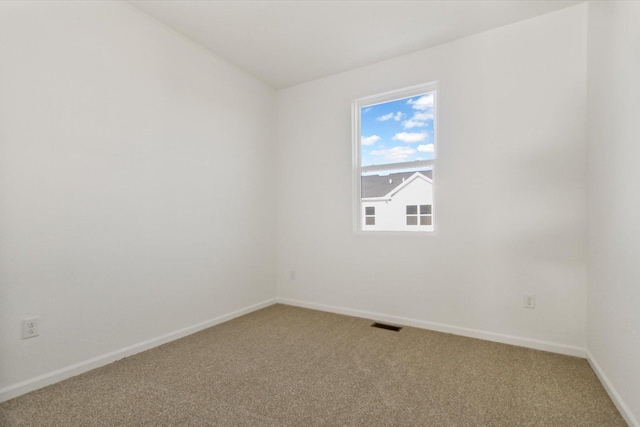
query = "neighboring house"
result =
(361, 170, 433, 232)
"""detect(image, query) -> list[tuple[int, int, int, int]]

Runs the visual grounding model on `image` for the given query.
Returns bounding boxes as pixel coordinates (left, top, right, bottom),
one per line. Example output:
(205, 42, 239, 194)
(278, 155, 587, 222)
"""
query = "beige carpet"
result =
(0, 304, 625, 426)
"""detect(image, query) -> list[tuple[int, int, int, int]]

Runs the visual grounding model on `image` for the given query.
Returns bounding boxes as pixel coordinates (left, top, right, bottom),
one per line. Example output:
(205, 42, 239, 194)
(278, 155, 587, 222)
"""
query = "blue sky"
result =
(360, 93, 435, 167)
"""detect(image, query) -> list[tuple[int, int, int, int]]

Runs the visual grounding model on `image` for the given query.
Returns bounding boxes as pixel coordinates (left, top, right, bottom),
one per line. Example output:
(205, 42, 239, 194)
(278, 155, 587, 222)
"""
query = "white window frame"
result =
(352, 81, 438, 235)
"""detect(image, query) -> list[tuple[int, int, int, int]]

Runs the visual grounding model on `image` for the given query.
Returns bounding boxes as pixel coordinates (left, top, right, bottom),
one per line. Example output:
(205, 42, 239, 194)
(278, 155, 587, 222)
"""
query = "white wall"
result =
(277, 5, 588, 351)
(0, 2, 276, 393)
(587, 1, 640, 424)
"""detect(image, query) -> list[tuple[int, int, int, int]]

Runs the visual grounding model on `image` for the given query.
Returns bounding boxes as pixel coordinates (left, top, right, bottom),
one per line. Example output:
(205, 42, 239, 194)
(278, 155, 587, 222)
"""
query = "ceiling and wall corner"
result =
(127, 0, 582, 89)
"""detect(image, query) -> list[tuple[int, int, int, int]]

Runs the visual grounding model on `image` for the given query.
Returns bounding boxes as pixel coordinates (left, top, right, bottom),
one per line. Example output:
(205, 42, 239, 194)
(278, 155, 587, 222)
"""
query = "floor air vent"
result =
(371, 322, 402, 332)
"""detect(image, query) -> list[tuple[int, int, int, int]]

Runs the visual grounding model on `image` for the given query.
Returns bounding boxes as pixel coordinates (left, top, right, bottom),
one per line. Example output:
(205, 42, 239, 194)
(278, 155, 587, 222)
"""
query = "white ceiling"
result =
(128, 1, 582, 89)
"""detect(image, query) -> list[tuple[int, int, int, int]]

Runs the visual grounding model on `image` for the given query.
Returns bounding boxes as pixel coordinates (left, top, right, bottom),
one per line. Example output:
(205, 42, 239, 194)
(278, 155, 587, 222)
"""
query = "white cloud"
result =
(417, 144, 434, 153)
(402, 119, 426, 129)
(377, 111, 403, 122)
(392, 132, 428, 143)
(361, 135, 381, 146)
(402, 110, 434, 129)
(371, 146, 416, 163)
(413, 111, 433, 121)
(407, 94, 434, 111)
(362, 107, 372, 114)
(377, 112, 394, 121)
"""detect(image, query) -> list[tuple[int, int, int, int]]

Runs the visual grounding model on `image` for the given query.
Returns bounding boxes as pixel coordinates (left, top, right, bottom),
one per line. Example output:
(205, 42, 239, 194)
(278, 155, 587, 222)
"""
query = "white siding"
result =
(362, 176, 434, 232)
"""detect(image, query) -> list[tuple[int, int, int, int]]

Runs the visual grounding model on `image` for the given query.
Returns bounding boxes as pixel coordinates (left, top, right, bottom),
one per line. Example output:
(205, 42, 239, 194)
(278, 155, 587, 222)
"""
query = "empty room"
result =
(0, 0, 638, 425)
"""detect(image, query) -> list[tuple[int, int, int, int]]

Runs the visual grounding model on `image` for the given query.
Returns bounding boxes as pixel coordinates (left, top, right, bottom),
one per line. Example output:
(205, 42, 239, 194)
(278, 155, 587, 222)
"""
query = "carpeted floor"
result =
(0, 304, 626, 426)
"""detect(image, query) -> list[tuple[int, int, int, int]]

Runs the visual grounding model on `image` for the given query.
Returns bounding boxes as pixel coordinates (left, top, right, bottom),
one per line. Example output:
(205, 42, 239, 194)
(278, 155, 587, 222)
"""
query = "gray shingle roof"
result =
(361, 170, 432, 198)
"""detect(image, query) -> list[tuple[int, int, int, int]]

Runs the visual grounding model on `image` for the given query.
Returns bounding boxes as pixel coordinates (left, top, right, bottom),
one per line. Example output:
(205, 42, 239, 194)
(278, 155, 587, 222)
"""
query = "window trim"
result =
(352, 81, 438, 235)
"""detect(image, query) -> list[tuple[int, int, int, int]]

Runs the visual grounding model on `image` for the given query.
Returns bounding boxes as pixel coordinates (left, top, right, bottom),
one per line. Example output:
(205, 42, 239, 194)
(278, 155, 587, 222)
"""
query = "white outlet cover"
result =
(524, 295, 536, 309)
(23, 317, 40, 339)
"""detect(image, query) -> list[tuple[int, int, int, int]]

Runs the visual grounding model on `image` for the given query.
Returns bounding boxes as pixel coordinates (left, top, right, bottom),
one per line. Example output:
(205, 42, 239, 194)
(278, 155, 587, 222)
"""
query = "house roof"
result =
(361, 170, 432, 198)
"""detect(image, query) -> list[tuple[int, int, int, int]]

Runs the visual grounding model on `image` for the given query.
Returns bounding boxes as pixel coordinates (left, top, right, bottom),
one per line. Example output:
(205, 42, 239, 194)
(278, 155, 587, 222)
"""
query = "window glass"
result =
(354, 82, 437, 233)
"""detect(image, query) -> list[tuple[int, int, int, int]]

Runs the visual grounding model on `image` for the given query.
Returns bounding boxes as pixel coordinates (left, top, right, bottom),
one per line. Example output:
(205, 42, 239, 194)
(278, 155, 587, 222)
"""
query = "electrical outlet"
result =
(524, 295, 536, 309)
(23, 317, 40, 339)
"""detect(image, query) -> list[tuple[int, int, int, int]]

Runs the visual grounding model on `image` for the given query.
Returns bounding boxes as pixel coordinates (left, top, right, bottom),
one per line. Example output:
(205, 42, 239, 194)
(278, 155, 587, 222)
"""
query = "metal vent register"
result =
(371, 322, 402, 332)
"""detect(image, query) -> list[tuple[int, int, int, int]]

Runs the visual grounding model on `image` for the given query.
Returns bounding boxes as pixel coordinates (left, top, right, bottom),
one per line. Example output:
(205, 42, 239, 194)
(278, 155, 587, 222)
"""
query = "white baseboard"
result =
(0, 298, 277, 404)
(5, 296, 634, 425)
(276, 297, 587, 358)
(587, 350, 639, 427)
(11, 295, 629, 422)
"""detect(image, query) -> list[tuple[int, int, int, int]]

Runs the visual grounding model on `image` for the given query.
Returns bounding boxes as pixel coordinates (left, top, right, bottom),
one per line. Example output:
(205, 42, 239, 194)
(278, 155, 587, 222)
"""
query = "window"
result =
(406, 205, 432, 226)
(406, 205, 418, 225)
(420, 204, 432, 225)
(365, 206, 375, 225)
(353, 82, 437, 233)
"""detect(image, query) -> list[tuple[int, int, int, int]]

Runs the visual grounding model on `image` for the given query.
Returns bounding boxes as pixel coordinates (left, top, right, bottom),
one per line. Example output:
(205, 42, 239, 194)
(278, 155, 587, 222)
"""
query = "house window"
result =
(353, 82, 437, 233)
(406, 205, 432, 226)
(420, 204, 432, 225)
(365, 206, 375, 225)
